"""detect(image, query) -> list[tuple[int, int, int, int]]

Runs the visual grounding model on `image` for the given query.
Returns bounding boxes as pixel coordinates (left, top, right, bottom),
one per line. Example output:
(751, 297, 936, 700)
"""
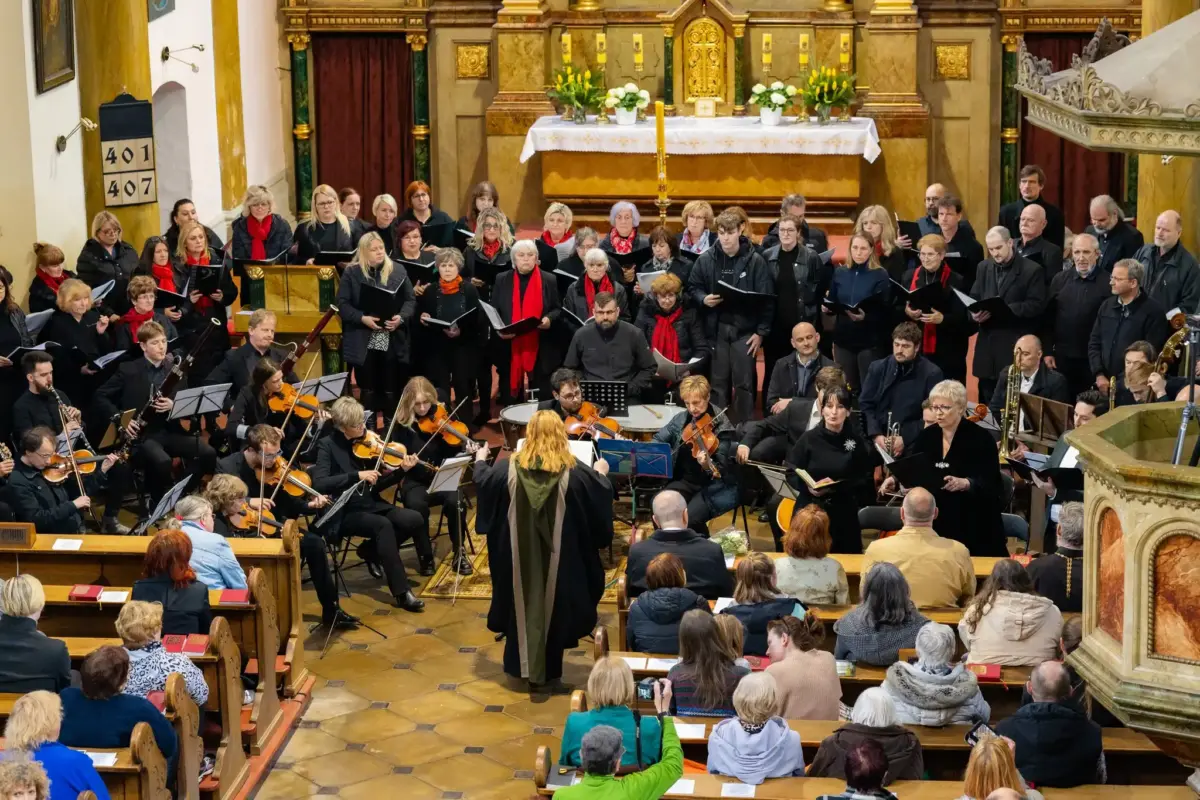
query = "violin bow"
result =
(56, 401, 100, 527)
(264, 411, 323, 533)
(411, 396, 472, 462)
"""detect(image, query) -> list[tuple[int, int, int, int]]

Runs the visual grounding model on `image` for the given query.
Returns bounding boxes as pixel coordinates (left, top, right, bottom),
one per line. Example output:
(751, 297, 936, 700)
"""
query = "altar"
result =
(519, 115, 881, 226)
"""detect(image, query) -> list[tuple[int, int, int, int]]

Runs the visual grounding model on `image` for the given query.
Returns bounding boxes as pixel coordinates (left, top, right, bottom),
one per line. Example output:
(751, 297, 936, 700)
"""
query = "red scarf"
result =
(652, 307, 682, 365)
(911, 263, 951, 353)
(609, 228, 636, 255)
(482, 238, 501, 260)
(187, 251, 214, 311)
(440, 275, 462, 295)
(583, 273, 613, 309)
(121, 308, 155, 340)
(541, 229, 573, 246)
(151, 263, 176, 293)
(35, 267, 66, 294)
(510, 268, 544, 393)
(875, 241, 885, 258)
(246, 214, 274, 261)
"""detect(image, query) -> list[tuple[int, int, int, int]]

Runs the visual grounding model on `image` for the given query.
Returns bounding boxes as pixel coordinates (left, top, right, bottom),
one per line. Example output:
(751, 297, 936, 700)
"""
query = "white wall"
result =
(238, 0, 289, 192)
(153, 82, 194, 231)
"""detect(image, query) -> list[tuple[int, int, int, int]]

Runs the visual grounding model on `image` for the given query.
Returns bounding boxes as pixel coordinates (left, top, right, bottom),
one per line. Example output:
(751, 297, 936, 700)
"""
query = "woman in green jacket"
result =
(561, 656, 663, 769)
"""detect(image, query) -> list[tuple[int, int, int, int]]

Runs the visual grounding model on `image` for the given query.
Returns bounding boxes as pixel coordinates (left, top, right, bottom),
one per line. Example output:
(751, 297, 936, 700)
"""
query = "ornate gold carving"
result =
(321, 334, 342, 351)
(317, 267, 336, 281)
(456, 43, 490, 79)
(292, 123, 312, 140)
(1001, 34, 1019, 53)
(683, 17, 726, 103)
(407, 33, 428, 51)
(287, 32, 310, 50)
(731, 23, 745, 38)
(245, 267, 266, 280)
(662, 23, 674, 37)
(933, 43, 970, 81)
(1001, 127, 1019, 143)
(412, 124, 431, 137)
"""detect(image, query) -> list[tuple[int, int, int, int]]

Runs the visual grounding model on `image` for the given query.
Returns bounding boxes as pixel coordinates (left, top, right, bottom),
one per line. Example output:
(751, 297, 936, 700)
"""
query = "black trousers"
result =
(400, 483, 462, 550)
(742, 434, 789, 503)
(929, 350, 968, 385)
(1056, 355, 1093, 400)
(298, 530, 340, 616)
(712, 324, 758, 423)
(132, 431, 216, 503)
(834, 345, 880, 393)
(99, 462, 136, 520)
(761, 336, 793, 400)
(357, 349, 407, 422)
(427, 342, 476, 408)
(341, 503, 429, 597)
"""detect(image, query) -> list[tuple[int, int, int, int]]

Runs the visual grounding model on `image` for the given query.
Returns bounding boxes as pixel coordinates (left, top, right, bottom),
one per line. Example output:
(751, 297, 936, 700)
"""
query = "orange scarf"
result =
(440, 275, 462, 295)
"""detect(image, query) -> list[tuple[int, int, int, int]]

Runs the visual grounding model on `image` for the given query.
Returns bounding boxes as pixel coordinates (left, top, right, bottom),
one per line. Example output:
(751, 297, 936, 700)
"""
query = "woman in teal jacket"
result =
(561, 656, 662, 769)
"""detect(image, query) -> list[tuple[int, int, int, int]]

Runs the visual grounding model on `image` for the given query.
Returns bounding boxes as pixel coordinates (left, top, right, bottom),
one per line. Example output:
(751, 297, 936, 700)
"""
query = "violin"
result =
(42, 450, 109, 484)
(352, 431, 437, 471)
(966, 403, 989, 423)
(681, 413, 722, 479)
(417, 403, 470, 448)
(228, 501, 283, 536)
(267, 383, 321, 419)
(563, 401, 622, 441)
(263, 456, 320, 499)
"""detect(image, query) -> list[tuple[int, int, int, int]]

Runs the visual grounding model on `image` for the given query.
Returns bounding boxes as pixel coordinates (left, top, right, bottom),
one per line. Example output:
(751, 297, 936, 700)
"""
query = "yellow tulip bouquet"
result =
(800, 66, 857, 123)
(547, 66, 607, 119)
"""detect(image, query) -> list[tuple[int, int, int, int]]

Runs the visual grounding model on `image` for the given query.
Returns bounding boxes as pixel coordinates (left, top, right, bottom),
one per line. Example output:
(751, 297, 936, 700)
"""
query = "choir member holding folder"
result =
(28, 242, 76, 314)
(635, 273, 708, 400)
(599, 201, 652, 302)
(637, 226, 694, 300)
(134, 237, 184, 324)
(366, 194, 401, 255)
(822, 231, 891, 392)
(114, 276, 178, 352)
(76, 211, 139, 317)
(488, 240, 560, 405)
(856, 206, 908, 283)
(563, 248, 630, 326)
(418, 248, 480, 407)
(230, 185, 293, 263)
(399, 180, 456, 247)
(0, 266, 36, 446)
(176, 220, 237, 379)
(762, 215, 830, 393)
(465, 208, 514, 416)
(540, 202, 575, 253)
(38, 279, 115, 411)
(294, 184, 358, 265)
(898, 234, 969, 383)
(338, 232, 417, 418)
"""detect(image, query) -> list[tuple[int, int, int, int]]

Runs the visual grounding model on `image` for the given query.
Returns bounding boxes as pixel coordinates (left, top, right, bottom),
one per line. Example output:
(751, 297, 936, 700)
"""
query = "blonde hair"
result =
(308, 184, 352, 237)
(353, 231, 395, 286)
(963, 735, 1025, 799)
(855, 205, 899, 256)
(397, 376, 438, 427)
(203, 474, 248, 515)
(678, 375, 710, 401)
(91, 210, 122, 239)
(4, 691, 61, 750)
(929, 379, 968, 412)
(544, 202, 574, 230)
(681, 200, 714, 227)
(0, 758, 49, 800)
(248, 309, 276, 330)
(372, 194, 399, 218)
(732, 672, 779, 726)
(241, 185, 274, 216)
(55, 278, 92, 313)
(175, 220, 212, 260)
(515, 411, 574, 473)
(586, 656, 635, 708)
(468, 208, 514, 251)
(1, 574, 45, 618)
(733, 551, 779, 604)
(116, 600, 164, 649)
(330, 396, 366, 431)
(714, 614, 745, 661)
(917, 233, 947, 256)
(650, 272, 683, 297)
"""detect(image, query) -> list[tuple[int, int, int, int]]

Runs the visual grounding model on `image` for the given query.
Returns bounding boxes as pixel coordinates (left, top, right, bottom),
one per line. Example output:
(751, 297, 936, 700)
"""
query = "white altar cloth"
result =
(519, 115, 881, 164)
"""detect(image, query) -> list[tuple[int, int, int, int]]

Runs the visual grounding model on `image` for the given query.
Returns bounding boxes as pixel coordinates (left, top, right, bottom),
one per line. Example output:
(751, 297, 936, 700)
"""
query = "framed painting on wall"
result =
(32, 0, 76, 94)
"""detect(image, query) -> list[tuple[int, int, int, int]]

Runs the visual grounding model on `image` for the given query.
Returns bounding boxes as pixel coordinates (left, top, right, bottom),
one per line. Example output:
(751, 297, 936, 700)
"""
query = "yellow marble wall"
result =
(431, 27, 497, 218)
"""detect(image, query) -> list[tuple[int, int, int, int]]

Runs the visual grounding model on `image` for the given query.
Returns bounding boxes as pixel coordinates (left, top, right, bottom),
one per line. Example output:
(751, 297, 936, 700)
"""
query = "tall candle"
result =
(655, 100, 665, 151)
(562, 32, 572, 65)
(596, 32, 607, 66)
(799, 33, 810, 69)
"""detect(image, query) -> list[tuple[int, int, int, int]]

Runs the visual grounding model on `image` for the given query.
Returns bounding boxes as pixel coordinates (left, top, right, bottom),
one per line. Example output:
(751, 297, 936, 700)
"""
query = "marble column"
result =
(211, 0, 248, 212)
(858, 0, 929, 219)
(485, 0, 556, 223)
(662, 25, 675, 115)
(1136, 0, 1200, 252)
(408, 34, 431, 183)
(1000, 35, 1020, 207)
(732, 25, 746, 116)
(76, 0, 160, 248)
(289, 34, 314, 222)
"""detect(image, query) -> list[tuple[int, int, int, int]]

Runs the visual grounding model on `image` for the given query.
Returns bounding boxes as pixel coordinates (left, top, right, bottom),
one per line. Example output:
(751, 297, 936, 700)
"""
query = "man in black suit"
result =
(936, 195, 985, 287)
(205, 309, 297, 397)
(988, 335, 1072, 431)
(970, 228, 1048, 403)
(625, 490, 733, 600)
(1015, 204, 1063, 285)
(93, 320, 217, 504)
(758, 194, 829, 254)
(1086, 194, 1144, 273)
(860, 322, 945, 457)
(764, 322, 836, 412)
(5, 426, 119, 535)
(1044, 234, 1110, 398)
(536, 368, 586, 420)
(1088, 259, 1171, 394)
(998, 164, 1065, 249)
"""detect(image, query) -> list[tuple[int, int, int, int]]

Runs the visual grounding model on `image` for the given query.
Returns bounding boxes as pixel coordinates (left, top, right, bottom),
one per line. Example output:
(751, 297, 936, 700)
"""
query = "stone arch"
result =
(152, 81, 192, 233)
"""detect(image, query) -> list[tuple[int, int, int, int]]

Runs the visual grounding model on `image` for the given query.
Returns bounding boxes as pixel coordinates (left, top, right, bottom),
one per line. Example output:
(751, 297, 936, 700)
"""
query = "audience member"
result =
(814, 739, 899, 800)
(4, 691, 109, 800)
(884, 622, 990, 726)
(834, 564, 929, 666)
(116, 600, 210, 708)
(626, 553, 709, 653)
(720, 553, 804, 655)
(174, 495, 248, 591)
(0, 575, 70, 694)
(808, 688, 924, 784)
(773, 504, 850, 604)
(666, 610, 749, 717)
(1025, 501, 1083, 613)
(625, 491, 733, 600)
(996, 660, 1104, 788)
(714, 613, 752, 671)
(764, 615, 840, 720)
(560, 657, 662, 769)
(132, 530, 213, 636)
(955, 734, 1044, 800)
(0, 759, 51, 800)
(860, 488, 975, 608)
(555, 714, 682, 800)
(959, 560, 1063, 666)
(1017, 617, 1118, 727)
(707, 672, 805, 784)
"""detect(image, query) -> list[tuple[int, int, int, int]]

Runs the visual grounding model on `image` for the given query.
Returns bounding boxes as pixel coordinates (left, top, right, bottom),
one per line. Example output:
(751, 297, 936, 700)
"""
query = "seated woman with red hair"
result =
(131, 529, 213, 636)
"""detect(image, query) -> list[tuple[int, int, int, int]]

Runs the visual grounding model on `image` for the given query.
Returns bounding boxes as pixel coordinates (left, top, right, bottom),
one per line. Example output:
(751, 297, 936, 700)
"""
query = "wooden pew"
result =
(0, 523, 308, 697)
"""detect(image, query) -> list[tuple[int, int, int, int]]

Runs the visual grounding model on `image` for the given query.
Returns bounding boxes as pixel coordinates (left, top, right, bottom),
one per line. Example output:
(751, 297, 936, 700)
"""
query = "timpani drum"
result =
(498, 402, 538, 450)
(614, 404, 678, 441)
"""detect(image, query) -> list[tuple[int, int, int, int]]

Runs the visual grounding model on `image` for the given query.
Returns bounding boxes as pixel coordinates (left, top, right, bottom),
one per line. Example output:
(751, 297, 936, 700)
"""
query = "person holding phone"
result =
(560, 657, 664, 769)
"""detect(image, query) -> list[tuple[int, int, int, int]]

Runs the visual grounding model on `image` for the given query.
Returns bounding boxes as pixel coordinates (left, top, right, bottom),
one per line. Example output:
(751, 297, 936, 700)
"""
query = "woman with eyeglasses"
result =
(399, 180, 454, 229)
(899, 234, 969, 383)
(75, 211, 139, 316)
(294, 184, 359, 265)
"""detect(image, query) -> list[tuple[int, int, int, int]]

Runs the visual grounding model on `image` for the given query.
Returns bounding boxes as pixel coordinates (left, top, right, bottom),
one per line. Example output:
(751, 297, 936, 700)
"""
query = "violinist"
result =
(396, 377, 476, 576)
(94, 321, 217, 503)
(114, 276, 178, 351)
(215, 425, 357, 629)
(417, 248, 480, 407)
(205, 309, 295, 399)
(563, 292, 656, 401)
(651, 375, 739, 535)
(173, 495, 247, 591)
(4, 426, 118, 535)
(310, 397, 428, 612)
(227, 358, 311, 450)
(202, 473, 250, 535)
(537, 368, 586, 421)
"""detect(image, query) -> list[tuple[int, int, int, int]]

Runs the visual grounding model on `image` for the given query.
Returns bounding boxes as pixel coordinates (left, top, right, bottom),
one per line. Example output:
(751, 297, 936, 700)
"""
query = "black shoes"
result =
(395, 590, 426, 613)
(356, 543, 384, 579)
(322, 609, 360, 630)
(757, 510, 770, 523)
(453, 550, 474, 576)
(418, 557, 436, 577)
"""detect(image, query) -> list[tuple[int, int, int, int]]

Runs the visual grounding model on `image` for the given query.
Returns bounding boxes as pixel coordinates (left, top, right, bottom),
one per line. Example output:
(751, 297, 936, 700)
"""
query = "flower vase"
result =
(572, 107, 589, 125)
(815, 104, 833, 125)
(561, 106, 575, 122)
(760, 106, 783, 127)
(614, 107, 638, 126)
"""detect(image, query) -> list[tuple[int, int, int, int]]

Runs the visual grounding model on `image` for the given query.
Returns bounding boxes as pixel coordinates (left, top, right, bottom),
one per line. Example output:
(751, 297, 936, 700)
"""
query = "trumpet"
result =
(884, 412, 901, 457)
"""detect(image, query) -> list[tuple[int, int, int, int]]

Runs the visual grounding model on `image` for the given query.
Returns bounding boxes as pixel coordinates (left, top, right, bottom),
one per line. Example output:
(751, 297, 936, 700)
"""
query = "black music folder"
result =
(897, 219, 924, 245)
(480, 301, 540, 336)
(233, 252, 287, 276)
(535, 239, 561, 273)
(553, 269, 580, 297)
(889, 279, 945, 314)
(1005, 441, 1082, 492)
(677, 248, 701, 263)
(421, 221, 455, 248)
(952, 288, 1014, 324)
(823, 293, 886, 316)
(396, 257, 435, 284)
(311, 250, 355, 266)
(154, 286, 189, 310)
(425, 307, 476, 328)
(716, 280, 772, 303)
(193, 264, 226, 295)
(887, 452, 941, 491)
(612, 247, 653, 269)
(470, 253, 512, 286)
(360, 283, 403, 318)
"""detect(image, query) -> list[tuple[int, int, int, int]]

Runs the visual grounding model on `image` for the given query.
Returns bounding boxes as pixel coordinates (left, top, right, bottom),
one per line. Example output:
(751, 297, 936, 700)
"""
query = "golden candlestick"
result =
(654, 100, 669, 226)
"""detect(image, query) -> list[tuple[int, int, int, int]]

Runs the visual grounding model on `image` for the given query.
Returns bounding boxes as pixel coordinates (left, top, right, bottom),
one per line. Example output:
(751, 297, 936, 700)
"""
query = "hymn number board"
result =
(98, 93, 158, 208)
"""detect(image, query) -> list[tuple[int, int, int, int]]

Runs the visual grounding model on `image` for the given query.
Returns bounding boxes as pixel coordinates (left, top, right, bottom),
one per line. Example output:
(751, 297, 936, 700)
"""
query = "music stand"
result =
(99, 410, 137, 450)
(427, 456, 474, 603)
(171, 384, 232, 419)
(134, 475, 192, 535)
(295, 372, 350, 403)
(582, 380, 628, 416)
(1019, 393, 1073, 448)
(595, 439, 672, 523)
(757, 465, 799, 501)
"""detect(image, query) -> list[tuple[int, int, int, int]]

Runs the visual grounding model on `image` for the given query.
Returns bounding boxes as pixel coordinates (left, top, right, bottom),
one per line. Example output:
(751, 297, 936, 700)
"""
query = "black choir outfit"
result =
(969, 253, 1046, 403)
(562, 277, 630, 326)
(563, 320, 657, 401)
(942, 226, 986, 288)
(337, 260, 417, 417)
(464, 243, 512, 412)
(230, 213, 293, 262)
(205, 341, 298, 403)
(1085, 220, 1144, 274)
(759, 220, 829, 254)
(165, 222, 224, 257)
(999, 195, 1065, 249)
(0, 307, 33, 447)
(393, 251, 437, 381)
(1135, 241, 1200, 315)
(490, 267, 561, 405)
(75, 238, 139, 316)
(37, 309, 116, 435)
(417, 277, 482, 406)
(1087, 291, 1171, 383)
(366, 222, 398, 257)
(293, 219, 357, 264)
(3, 460, 108, 535)
(112, 312, 177, 352)
(639, 256, 694, 293)
(225, 387, 312, 452)
(28, 269, 77, 314)
(1045, 265, 1112, 397)
(395, 415, 470, 562)
(399, 207, 455, 229)
(859, 354, 945, 450)
(899, 263, 969, 383)
(908, 419, 1007, 556)
(634, 299, 710, 400)
(739, 397, 820, 517)
(764, 352, 837, 409)
(762, 243, 829, 393)
(174, 249, 239, 381)
(653, 405, 739, 535)
(768, 421, 875, 554)
(824, 262, 891, 392)
(1015, 236, 1065, 286)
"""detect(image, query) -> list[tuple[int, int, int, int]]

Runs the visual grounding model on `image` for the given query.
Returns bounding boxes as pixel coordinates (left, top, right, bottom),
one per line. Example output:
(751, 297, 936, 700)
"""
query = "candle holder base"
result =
(654, 197, 671, 227)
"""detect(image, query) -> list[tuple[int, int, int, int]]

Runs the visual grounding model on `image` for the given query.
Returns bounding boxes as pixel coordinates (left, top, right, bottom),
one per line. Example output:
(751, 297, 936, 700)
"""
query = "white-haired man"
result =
(1045, 233, 1110, 396)
(1026, 500, 1083, 613)
(1085, 194, 1143, 272)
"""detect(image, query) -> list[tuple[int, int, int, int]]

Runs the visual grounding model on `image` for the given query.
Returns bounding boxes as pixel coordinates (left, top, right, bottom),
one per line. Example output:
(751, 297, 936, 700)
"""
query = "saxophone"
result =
(998, 344, 1022, 462)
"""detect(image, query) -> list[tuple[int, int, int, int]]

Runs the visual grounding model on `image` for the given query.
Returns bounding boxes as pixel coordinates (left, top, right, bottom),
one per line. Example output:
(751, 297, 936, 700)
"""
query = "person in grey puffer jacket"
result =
(707, 672, 805, 785)
(883, 622, 990, 727)
(627, 553, 710, 653)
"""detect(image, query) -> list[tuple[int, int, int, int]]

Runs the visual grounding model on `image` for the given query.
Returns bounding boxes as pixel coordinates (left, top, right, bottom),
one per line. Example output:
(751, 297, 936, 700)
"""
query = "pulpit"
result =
(236, 265, 343, 376)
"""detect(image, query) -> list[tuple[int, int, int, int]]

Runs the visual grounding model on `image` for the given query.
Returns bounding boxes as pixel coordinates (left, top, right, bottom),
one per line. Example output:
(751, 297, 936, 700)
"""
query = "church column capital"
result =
(288, 32, 310, 51)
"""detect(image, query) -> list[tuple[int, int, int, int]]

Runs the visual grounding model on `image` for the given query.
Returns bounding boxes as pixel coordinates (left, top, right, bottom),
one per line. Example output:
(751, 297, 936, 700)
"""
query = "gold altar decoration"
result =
(1067, 403, 1200, 792)
(934, 43, 970, 81)
(684, 18, 724, 101)
(658, 0, 747, 116)
(455, 43, 490, 80)
(654, 100, 670, 227)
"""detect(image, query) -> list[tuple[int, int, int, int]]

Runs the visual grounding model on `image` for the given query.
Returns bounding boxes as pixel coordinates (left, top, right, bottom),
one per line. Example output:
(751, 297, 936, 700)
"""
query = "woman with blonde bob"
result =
(202, 473, 249, 536)
(560, 656, 664, 769)
(0, 758, 51, 800)
(677, 200, 715, 255)
(295, 183, 358, 264)
(117, 600, 209, 707)
(955, 734, 1044, 800)
(541, 202, 575, 249)
(231, 184, 293, 261)
(76, 210, 138, 316)
(0, 575, 70, 694)
(854, 205, 905, 281)
(38, 277, 113, 405)
(5, 691, 109, 800)
(707, 672, 805, 784)
(474, 410, 614, 692)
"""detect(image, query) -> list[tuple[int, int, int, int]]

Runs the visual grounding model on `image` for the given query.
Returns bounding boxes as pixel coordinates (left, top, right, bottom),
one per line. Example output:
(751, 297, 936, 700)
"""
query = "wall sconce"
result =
(56, 117, 97, 153)
(561, 32, 572, 65)
(799, 33, 810, 72)
(161, 44, 205, 73)
(633, 33, 644, 73)
(761, 33, 772, 74)
(596, 32, 607, 66)
(839, 33, 851, 72)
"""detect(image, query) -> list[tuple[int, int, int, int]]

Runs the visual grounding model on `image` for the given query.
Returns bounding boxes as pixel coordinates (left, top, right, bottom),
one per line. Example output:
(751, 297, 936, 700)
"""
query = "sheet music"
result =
(91, 349, 128, 369)
(952, 287, 977, 308)
(91, 280, 115, 303)
(25, 309, 53, 337)
(637, 270, 665, 294)
(479, 301, 507, 330)
(517, 437, 594, 467)
(7, 341, 56, 359)
(428, 456, 472, 493)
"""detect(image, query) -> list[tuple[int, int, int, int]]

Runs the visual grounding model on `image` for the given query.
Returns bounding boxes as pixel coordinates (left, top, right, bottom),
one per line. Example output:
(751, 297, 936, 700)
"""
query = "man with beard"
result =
(537, 368, 587, 420)
(562, 292, 657, 401)
(860, 322, 944, 457)
(1044, 234, 1111, 397)
(916, 183, 976, 239)
(1085, 194, 1143, 273)
(1134, 210, 1200, 315)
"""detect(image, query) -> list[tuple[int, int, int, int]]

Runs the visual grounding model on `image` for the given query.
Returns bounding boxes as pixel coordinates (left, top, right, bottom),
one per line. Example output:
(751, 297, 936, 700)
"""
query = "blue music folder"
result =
(595, 439, 673, 479)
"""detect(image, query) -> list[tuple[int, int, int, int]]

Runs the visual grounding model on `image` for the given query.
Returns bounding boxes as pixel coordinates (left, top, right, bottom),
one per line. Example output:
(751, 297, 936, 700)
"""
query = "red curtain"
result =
(1020, 33, 1127, 233)
(312, 34, 414, 211)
